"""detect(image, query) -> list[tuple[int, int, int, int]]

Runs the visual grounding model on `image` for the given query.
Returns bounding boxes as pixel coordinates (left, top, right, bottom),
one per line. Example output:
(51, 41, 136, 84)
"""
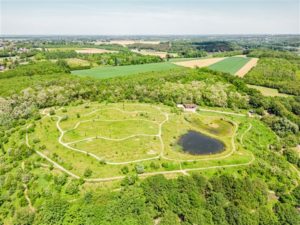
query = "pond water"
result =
(177, 130, 225, 155)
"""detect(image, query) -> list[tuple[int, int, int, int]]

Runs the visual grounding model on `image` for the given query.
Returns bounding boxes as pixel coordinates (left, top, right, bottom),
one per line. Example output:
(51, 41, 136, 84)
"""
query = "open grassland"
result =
(65, 58, 91, 68)
(22, 102, 264, 181)
(247, 84, 293, 97)
(208, 57, 251, 75)
(71, 62, 182, 79)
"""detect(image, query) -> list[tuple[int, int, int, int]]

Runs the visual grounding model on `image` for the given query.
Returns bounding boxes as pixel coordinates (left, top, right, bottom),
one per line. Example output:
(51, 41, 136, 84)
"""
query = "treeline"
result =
(127, 42, 170, 52)
(192, 41, 240, 52)
(35, 50, 78, 60)
(212, 50, 244, 57)
(127, 41, 208, 58)
(78, 51, 162, 66)
(0, 61, 70, 79)
(35, 51, 163, 66)
(12, 175, 300, 225)
(247, 49, 300, 60)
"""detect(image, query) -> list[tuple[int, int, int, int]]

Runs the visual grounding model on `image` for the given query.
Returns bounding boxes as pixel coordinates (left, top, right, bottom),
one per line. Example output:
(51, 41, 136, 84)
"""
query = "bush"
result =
(121, 166, 129, 174)
(49, 109, 55, 115)
(65, 181, 79, 195)
(83, 168, 92, 178)
(135, 164, 144, 174)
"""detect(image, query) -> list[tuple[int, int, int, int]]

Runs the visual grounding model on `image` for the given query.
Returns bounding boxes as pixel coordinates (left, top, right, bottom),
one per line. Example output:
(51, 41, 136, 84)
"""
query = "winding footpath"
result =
(53, 107, 169, 165)
(21, 161, 35, 212)
(25, 106, 255, 182)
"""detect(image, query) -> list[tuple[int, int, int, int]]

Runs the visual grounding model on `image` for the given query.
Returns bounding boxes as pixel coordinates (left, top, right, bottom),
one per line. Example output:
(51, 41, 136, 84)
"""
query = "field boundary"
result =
(235, 58, 259, 77)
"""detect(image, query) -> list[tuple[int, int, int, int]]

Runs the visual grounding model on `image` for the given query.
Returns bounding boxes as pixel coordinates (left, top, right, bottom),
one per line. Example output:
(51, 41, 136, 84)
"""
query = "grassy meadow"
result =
(71, 62, 183, 79)
(25, 102, 258, 179)
(247, 84, 293, 97)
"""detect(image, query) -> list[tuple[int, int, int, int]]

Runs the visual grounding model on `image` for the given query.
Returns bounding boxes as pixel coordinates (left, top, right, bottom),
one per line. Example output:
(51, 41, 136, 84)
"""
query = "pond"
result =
(177, 130, 225, 155)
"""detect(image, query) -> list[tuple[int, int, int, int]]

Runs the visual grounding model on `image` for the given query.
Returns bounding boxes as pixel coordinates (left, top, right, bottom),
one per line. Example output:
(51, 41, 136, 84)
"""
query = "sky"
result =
(0, 0, 299, 35)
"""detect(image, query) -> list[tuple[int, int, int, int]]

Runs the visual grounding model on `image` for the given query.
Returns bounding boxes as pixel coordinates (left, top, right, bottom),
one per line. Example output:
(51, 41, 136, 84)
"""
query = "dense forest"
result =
(8, 174, 300, 225)
(35, 50, 163, 67)
(245, 50, 300, 96)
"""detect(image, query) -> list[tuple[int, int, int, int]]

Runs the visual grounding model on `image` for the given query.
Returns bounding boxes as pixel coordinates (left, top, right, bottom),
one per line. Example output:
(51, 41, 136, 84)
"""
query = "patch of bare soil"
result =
(75, 48, 117, 54)
(235, 58, 259, 77)
(173, 57, 225, 68)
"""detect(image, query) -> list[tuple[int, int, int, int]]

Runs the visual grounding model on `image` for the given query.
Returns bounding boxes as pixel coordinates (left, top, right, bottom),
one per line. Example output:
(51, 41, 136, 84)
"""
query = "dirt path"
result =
(173, 57, 225, 68)
(21, 162, 35, 212)
(198, 108, 246, 117)
(240, 123, 253, 146)
(235, 58, 258, 77)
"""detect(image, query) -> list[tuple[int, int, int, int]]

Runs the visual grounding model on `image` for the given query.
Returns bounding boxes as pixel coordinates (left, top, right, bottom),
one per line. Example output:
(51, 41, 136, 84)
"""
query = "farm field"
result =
(235, 58, 259, 77)
(131, 49, 178, 58)
(208, 56, 251, 74)
(24, 102, 259, 181)
(173, 56, 258, 76)
(75, 48, 117, 54)
(247, 84, 293, 97)
(71, 62, 182, 79)
(173, 57, 225, 68)
(71, 56, 258, 80)
(95, 40, 161, 46)
(64, 58, 91, 67)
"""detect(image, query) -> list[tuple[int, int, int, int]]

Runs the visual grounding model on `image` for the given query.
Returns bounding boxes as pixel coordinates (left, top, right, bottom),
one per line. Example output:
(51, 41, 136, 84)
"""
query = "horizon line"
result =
(1, 33, 300, 37)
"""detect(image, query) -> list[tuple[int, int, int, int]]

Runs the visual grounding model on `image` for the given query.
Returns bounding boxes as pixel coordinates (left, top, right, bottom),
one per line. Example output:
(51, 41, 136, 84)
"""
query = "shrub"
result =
(135, 164, 144, 174)
(83, 168, 92, 178)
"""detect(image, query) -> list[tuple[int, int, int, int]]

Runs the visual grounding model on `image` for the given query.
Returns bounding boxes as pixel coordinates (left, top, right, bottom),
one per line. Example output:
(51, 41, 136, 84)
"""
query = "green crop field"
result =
(71, 62, 182, 79)
(209, 56, 251, 74)
(22, 102, 260, 180)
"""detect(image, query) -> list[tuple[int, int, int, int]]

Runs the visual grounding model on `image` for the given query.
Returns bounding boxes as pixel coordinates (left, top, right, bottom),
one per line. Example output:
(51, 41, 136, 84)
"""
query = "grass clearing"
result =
(25, 102, 259, 180)
(65, 58, 91, 68)
(247, 84, 293, 97)
(71, 62, 182, 79)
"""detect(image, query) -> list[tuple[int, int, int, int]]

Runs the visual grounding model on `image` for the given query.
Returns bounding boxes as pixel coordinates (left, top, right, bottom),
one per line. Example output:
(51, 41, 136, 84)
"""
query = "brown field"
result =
(173, 57, 225, 68)
(75, 48, 117, 54)
(131, 49, 178, 58)
(234, 55, 247, 58)
(95, 40, 161, 46)
(235, 58, 259, 77)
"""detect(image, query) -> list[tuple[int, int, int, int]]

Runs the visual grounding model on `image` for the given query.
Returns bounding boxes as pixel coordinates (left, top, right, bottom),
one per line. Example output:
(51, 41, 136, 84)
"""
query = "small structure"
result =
(177, 104, 198, 113)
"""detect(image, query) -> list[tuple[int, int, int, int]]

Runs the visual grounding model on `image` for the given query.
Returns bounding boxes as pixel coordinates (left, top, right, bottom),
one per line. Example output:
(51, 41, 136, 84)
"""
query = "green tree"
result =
(160, 210, 180, 225)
